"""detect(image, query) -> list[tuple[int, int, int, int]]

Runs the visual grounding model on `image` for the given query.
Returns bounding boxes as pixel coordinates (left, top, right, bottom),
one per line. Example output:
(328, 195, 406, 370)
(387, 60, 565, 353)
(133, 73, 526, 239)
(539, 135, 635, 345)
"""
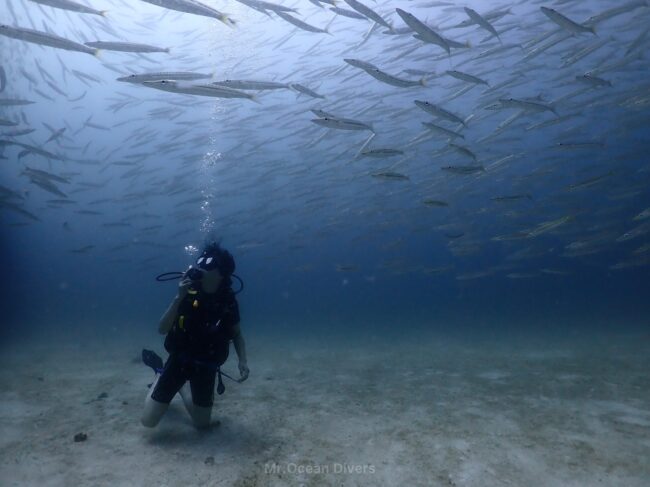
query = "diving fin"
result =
(142, 349, 164, 374)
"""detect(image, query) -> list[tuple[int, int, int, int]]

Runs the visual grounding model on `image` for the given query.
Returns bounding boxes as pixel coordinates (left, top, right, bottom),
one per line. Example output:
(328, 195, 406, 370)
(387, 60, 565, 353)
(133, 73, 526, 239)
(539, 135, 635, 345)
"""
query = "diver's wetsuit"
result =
(152, 283, 240, 407)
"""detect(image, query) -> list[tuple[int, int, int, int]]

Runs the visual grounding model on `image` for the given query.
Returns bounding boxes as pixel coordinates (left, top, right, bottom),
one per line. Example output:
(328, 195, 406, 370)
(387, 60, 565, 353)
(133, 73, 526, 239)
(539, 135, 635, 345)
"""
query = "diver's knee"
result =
(141, 415, 158, 428)
(141, 398, 168, 428)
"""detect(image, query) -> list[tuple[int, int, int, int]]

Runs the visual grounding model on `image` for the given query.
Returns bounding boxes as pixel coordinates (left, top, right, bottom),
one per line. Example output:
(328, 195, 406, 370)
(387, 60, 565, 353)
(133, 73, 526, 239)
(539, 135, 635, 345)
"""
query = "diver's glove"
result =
(238, 361, 250, 382)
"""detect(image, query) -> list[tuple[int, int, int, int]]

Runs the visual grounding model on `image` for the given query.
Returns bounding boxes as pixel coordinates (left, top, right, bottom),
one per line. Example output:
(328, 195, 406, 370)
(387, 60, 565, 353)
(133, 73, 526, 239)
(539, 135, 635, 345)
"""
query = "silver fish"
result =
(45, 127, 66, 144)
(234, 0, 296, 14)
(371, 171, 409, 180)
(28, 0, 106, 16)
(360, 148, 404, 158)
(345, 0, 391, 30)
(463, 7, 501, 41)
(634, 243, 650, 254)
(633, 208, 650, 221)
(311, 111, 365, 128)
(423, 199, 449, 207)
(396, 8, 450, 53)
(616, 223, 650, 242)
(576, 74, 612, 88)
(498, 98, 557, 115)
(415, 100, 467, 126)
(566, 172, 613, 191)
(556, 141, 605, 150)
(441, 165, 485, 175)
(446, 70, 489, 86)
(275, 12, 328, 33)
(0, 200, 39, 221)
(311, 117, 373, 132)
(584, 1, 648, 27)
(310, 109, 337, 119)
(491, 194, 532, 202)
(0, 184, 25, 200)
(85, 41, 169, 53)
(0, 98, 35, 106)
(23, 167, 70, 184)
(71, 245, 94, 253)
(354, 64, 425, 88)
(0, 139, 63, 159)
(143, 80, 256, 101)
(330, 7, 366, 20)
(117, 72, 212, 84)
(451, 7, 511, 28)
(421, 122, 464, 140)
(540, 7, 596, 35)
(290, 84, 325, 99)
(140, 0, 233, 26)
(1, 128, 35, 136)
(0, 24, 98, 55)
(212, 79, 289, 90)
(28, 177, 67, 198)
(449, 143, 477, 161)
(527, 215, 573, 237)
(625, 28, 648, 57)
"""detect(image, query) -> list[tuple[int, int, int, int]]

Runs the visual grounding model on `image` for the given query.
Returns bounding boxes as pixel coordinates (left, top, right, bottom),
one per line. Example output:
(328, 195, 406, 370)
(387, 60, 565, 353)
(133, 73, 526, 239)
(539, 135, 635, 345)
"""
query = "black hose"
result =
(155, 271, 184, 281)
(156, 271, 244, 294)
(232, 274, 244, 294)
(218, 369, 239, 383)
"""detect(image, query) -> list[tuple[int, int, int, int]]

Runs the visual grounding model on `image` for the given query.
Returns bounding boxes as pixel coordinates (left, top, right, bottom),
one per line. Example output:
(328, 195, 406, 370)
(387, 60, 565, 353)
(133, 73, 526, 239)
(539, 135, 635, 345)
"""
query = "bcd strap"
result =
(217, 369, 225, 395)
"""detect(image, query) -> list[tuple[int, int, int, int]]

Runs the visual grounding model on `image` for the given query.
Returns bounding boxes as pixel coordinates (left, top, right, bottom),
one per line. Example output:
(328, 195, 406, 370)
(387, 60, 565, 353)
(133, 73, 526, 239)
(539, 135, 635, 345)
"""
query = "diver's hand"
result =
(238, 362, 249, 382)
(177, 278, 192, 299)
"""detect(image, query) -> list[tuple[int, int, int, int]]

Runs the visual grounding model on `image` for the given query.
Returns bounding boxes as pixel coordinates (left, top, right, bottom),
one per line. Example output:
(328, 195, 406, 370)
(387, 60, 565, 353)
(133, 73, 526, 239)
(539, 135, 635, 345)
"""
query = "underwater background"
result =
(2, 0, 649, 345)
(2, 0, 650, 485)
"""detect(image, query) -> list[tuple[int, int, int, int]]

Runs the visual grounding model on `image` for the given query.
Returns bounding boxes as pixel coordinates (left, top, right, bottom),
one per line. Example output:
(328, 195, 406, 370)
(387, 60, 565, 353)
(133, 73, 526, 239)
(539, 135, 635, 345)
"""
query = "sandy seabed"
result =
(0, 327, 649, 487)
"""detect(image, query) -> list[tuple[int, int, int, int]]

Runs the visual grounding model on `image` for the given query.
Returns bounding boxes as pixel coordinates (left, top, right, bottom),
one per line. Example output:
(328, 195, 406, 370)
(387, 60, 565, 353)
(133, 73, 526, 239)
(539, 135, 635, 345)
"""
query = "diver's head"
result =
(194, 241, 235, 291)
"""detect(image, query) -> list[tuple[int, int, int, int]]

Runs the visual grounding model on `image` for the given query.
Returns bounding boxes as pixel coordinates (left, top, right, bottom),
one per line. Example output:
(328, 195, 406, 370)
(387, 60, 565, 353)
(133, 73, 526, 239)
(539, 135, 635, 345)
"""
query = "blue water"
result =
(2, 3, 650, 486)
(1, 0, 649, 342)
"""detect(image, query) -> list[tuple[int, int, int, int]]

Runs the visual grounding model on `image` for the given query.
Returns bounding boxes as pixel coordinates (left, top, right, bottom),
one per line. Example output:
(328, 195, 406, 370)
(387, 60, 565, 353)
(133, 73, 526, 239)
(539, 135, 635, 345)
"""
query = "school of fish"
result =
(0, 0, 649, 279)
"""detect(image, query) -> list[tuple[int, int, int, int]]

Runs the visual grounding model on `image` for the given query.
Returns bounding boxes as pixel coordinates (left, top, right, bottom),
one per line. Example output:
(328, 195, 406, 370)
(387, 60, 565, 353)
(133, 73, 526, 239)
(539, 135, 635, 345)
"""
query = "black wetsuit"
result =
(151, 284, 240, 407)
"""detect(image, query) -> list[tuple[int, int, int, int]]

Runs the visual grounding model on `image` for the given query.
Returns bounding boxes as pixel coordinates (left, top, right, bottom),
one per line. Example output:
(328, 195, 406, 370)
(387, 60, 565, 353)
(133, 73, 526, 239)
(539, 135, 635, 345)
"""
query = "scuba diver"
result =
(141, 242, 249, 429)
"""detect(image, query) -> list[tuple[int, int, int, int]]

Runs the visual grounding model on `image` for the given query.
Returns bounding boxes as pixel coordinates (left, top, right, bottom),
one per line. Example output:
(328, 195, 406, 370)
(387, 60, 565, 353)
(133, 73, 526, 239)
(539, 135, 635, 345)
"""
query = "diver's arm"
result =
(232, 323, 247, 363)
(158, 278, 191, 334)
(158, 295, 182, 334)
(232, 323, 249, 381)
